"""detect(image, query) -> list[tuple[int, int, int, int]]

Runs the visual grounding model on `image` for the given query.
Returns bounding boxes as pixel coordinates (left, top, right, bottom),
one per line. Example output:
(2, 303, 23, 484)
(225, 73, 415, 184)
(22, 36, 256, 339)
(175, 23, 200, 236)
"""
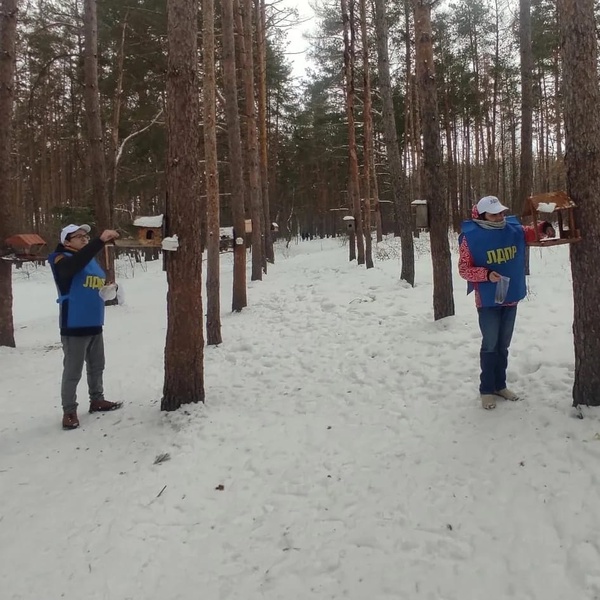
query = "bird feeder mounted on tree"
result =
(343, 215, 355, 233)
(521, 191, 581, 247)
(131, 214, 164, 248)
(411, 199, 429, 230)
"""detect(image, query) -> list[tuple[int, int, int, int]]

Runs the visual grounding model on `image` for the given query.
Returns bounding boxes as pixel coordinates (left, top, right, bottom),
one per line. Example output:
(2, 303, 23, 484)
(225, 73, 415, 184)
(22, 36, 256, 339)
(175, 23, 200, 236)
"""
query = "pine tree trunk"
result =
(558, 0, 600, 407)
(108, 13, 129, 217)
(0, 0, 17, 348)
(256, 0, 273, 265)
(413, 0, 455, 320)
(240, 0, 264, 280)
(341, 0, 365, 265)
(162, 0, 205, 410)
(359, 0, 373, 269)
(373, 0, 415, 284)
(83, 0, 114, 285)
(519, 0, 533, 206)
(203, 0, 222, 345)
(554, 46, 563, 189)
(371, 149, 383, 242)
(221, 0, 247, 311)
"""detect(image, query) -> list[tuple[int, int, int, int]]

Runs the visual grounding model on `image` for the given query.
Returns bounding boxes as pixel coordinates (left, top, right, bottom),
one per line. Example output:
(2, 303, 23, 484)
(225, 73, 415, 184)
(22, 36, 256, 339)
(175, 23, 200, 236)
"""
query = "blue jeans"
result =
(477, 306, 518, 394)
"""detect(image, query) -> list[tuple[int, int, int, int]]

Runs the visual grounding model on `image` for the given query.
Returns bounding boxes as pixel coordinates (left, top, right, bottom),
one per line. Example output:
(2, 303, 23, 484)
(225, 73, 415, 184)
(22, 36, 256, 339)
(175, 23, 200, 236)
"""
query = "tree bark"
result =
(82, 0, 113, 282)
(240, 0, 264, 280)
(413, 0, 455, 320)
(341, 0, 365, 265)
(109, 12, 128, 215)
(519, 0, 533, 206)
(221, 0, 247, 311)
(256, 0, 273, 265)
(359, 0, 373, 269)
(0, 0, 18, 348)
(519, 0, 533, 276)
(162, 0, 205, 410)
(558, 0, 600, 407)
(374, 0, 415, 285)
(203, 0, 222, 345)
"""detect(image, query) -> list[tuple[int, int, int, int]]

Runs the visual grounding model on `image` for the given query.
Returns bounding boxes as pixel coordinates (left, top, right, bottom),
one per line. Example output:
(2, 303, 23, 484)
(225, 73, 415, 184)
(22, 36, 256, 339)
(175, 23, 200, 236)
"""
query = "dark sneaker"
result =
(89, 399, 123, 413)
(62, 412, 80, 430)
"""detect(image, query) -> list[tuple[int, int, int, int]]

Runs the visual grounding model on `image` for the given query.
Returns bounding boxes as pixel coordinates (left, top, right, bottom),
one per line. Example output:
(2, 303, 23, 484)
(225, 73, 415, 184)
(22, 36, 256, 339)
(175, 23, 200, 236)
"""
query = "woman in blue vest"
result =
(459, 196, 554, 410)
(49, 224, 122, 429)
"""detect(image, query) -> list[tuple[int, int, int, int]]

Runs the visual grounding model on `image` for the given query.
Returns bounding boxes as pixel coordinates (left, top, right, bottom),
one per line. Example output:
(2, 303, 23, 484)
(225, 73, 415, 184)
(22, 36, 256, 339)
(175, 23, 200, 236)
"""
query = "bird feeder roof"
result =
(5, 234, 47, 248)
(133, 214, 164, 228)
(522, 191, 575, 217)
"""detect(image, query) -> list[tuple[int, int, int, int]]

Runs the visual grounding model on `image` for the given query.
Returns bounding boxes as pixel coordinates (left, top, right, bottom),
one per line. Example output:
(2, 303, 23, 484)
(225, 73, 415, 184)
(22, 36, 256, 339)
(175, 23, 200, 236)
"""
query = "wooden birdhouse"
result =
(522, 191, 581, 247)
(132, 214, 164, 247)
(2, 234, 47, 264)
(343, 215, 355, 232)
(411, 199, 429, 230)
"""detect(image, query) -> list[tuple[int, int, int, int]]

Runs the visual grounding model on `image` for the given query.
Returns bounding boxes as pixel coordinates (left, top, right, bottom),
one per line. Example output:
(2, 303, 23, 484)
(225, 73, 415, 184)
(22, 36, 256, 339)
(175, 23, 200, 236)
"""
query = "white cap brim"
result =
(485, 203, 509, 214)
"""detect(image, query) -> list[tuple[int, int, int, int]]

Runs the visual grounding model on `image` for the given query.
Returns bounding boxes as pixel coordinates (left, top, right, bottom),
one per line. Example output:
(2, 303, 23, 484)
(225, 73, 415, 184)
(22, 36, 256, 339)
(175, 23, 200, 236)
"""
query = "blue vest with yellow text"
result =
(459, 216, 527, 307)
(49, 252, 106, 329)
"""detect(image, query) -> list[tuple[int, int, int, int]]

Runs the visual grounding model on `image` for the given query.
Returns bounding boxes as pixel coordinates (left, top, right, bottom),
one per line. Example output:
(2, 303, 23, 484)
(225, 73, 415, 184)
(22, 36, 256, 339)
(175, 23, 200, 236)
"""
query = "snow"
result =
(343, 215, 355, 221)
(411, 199, 428, 205)
(133, 214, 164, 228)
(2, 235, 599, 600)
(161, 234, 179, 251)
(538, 202, 557, 213)
(220, 226, 234, 238)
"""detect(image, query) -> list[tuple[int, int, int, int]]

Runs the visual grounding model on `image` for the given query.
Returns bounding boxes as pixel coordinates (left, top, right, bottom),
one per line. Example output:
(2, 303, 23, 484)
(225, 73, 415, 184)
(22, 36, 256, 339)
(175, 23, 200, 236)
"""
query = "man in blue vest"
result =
(459, 196, 553, 410)
(49, 224, 122, 430)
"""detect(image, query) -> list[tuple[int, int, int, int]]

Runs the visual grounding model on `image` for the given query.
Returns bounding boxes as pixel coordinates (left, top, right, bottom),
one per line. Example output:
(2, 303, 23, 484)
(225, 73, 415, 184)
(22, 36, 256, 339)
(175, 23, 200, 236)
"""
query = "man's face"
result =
(65, 229, 90, 251)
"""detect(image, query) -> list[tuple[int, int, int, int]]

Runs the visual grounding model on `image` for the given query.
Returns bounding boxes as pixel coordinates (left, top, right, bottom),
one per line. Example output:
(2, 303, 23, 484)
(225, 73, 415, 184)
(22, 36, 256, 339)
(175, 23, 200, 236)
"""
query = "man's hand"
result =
(100, 230, 120, 243)
(488, 271, 501, 283)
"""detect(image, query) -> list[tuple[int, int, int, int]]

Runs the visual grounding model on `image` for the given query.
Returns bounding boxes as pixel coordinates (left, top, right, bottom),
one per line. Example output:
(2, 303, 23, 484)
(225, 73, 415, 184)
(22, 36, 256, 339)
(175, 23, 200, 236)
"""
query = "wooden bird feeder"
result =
(131, 214, 164, 248)
(522, 191, 581, 247)
(411, 199, 429, 230)
(1, 234, 48, 264)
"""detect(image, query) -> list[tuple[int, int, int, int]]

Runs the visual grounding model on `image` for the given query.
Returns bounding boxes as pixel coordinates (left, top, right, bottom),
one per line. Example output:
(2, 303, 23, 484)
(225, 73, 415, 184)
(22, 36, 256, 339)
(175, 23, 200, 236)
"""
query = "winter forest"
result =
(2, 0, 600, 598)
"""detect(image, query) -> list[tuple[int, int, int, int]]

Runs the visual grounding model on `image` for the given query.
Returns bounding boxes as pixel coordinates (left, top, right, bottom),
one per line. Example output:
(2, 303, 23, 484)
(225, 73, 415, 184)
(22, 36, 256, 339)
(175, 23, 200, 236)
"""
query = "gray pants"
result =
(61, 334, 105, 413)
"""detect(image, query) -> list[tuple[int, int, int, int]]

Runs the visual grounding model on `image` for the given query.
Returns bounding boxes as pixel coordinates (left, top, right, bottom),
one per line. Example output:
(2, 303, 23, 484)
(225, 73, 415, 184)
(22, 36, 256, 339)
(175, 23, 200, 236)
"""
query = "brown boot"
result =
(62, 412, 80, 430)
(89, 399, 123, 413)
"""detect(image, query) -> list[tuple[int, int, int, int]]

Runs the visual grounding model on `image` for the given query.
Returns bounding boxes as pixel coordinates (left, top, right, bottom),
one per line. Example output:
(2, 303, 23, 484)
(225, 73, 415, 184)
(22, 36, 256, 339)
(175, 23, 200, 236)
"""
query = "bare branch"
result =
(115, 108, 164, 166)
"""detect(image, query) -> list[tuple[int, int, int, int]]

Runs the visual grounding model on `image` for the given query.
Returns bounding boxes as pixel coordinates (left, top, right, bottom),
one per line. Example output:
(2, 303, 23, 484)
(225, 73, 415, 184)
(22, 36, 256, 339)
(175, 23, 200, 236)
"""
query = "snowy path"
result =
(2, 238, 600, 600)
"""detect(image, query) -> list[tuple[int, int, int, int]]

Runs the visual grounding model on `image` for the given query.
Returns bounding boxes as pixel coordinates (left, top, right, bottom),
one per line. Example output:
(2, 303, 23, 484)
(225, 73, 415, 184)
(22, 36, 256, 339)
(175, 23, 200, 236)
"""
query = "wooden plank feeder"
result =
(1, 234, 48, 264)
(522, 191, 581, 247)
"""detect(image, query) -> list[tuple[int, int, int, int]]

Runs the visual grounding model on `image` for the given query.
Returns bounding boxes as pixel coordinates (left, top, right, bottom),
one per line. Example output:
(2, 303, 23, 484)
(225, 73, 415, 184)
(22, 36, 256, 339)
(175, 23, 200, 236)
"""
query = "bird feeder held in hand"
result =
(522, 191, 581, 247)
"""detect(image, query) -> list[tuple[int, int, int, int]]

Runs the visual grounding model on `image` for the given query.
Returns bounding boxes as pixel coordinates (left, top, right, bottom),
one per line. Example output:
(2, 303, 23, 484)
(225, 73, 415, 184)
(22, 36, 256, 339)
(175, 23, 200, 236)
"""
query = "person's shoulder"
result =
(460, 219, 476, 234)
(51, 245, 70, 264)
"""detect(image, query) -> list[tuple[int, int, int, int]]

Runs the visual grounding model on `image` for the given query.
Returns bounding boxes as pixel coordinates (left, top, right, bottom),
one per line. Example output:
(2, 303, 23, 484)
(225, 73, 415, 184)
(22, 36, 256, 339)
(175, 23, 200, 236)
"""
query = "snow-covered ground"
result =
(2, 235, 599, 600)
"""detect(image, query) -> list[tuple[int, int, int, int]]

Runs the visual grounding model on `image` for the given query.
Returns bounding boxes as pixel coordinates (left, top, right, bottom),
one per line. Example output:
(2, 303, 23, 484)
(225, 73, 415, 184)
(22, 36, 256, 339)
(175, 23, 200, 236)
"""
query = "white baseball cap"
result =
(60, 224, 91, 244)
(476, 195, 509, 215)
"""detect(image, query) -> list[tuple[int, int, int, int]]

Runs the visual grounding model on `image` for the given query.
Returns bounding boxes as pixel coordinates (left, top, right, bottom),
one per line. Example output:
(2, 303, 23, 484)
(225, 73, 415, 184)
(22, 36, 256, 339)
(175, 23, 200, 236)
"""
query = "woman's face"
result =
(484, 211, 506, 223)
